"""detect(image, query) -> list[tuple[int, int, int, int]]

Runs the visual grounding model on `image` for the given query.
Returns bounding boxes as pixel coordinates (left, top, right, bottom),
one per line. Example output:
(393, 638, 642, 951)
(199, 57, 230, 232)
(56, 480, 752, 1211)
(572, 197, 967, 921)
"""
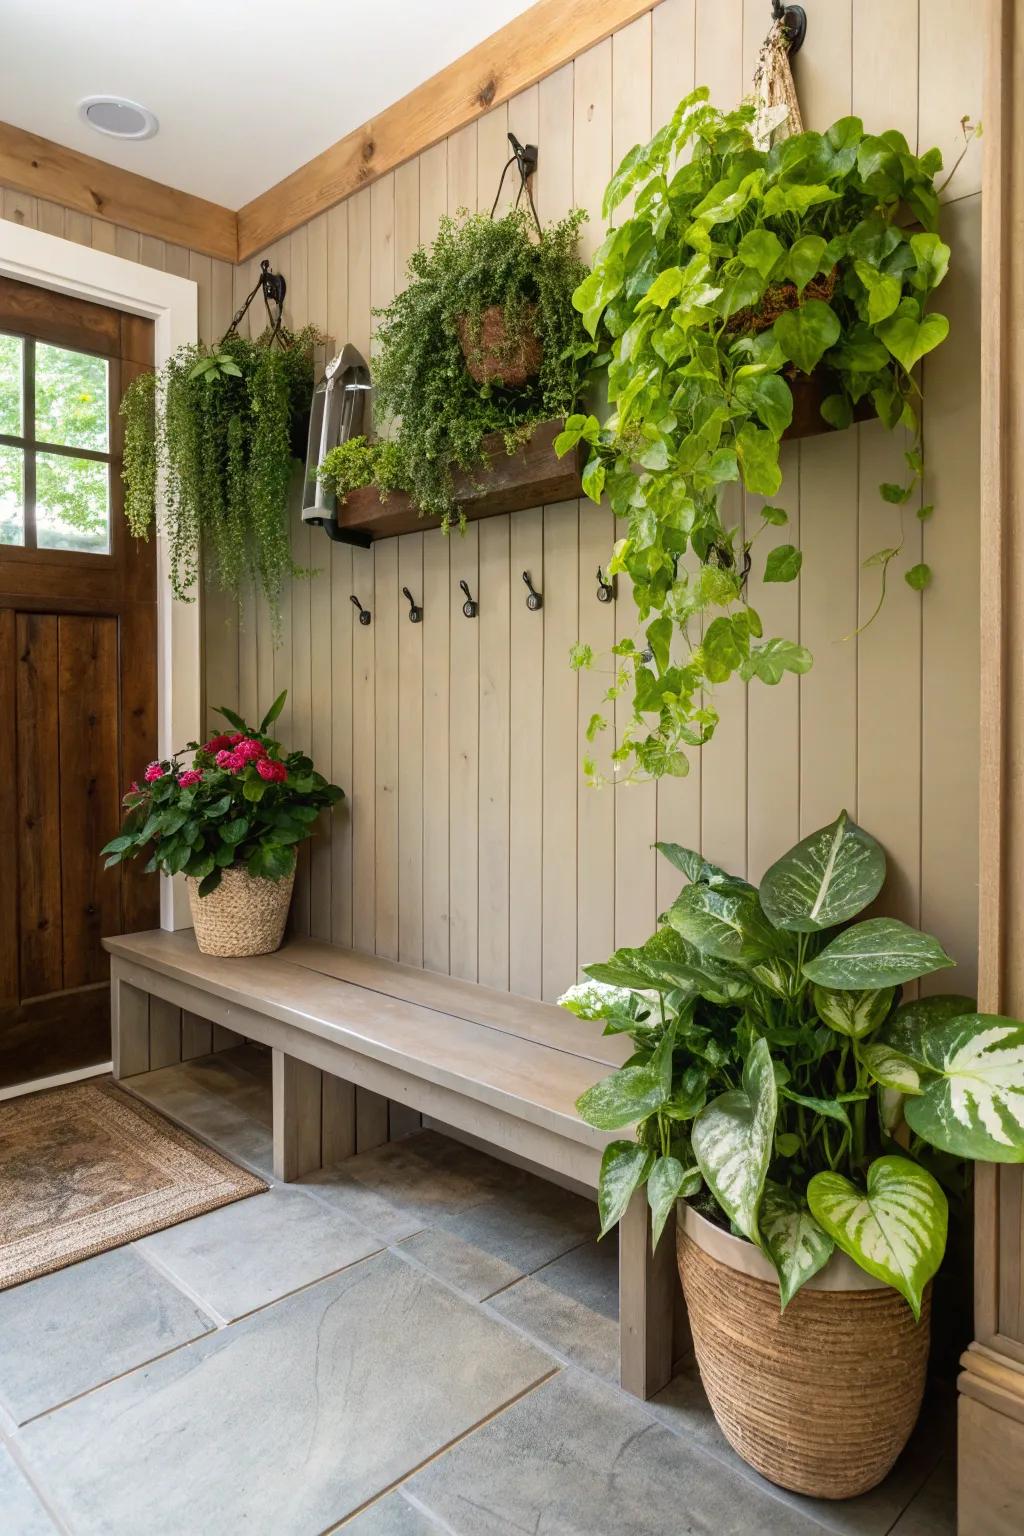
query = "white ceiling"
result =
(2, 0, 537, 206)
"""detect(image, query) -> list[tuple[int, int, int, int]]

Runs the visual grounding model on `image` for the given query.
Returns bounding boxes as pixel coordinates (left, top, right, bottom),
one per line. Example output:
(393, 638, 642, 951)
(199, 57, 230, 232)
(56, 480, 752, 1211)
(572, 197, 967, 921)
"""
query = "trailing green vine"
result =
(121, 326, 319, 630)
(558, 89, 971, 783)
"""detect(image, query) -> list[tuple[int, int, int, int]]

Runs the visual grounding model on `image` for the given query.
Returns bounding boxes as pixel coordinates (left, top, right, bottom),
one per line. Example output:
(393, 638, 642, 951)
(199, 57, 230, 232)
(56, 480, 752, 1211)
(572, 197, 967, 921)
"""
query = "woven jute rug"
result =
(0, 1079, 268, 1290)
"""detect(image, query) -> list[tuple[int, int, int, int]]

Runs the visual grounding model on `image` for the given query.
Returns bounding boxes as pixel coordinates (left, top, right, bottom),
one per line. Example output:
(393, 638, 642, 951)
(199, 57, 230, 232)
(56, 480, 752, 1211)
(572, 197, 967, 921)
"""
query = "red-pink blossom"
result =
(143, 762, 165, 783)
(256, 757, 287, 782)
(203, 733, 234, 753)
(235, 737, 267, 762)
(178, 769, 203, 787)
(227, 732, 244, 745)
(128, 780, 140, 794)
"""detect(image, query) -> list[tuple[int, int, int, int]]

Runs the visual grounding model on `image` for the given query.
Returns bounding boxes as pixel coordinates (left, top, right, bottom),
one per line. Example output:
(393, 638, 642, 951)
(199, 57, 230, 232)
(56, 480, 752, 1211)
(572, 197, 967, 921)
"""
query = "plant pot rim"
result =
(678, 1200, 887, 1292)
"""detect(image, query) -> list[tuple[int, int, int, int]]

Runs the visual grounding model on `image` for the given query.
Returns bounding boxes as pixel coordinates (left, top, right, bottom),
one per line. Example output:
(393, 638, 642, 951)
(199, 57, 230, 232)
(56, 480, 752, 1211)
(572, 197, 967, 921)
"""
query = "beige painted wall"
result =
(1, 0, 983, 1001)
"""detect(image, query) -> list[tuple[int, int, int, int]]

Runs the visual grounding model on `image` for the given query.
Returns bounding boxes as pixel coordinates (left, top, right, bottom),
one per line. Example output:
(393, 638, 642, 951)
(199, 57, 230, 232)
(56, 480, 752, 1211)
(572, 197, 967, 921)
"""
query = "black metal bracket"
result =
(771, 0, 807, 55)
(459, 580, 478, 618)
(596, 566, 616, 604)
(403, 586, 423, 623)
(309, 516, 371, 549)
(522, 570, 543, 612)
(490, 132, 541, 233)
(350, 594, 372, 626)
(223, 259, 288, 345)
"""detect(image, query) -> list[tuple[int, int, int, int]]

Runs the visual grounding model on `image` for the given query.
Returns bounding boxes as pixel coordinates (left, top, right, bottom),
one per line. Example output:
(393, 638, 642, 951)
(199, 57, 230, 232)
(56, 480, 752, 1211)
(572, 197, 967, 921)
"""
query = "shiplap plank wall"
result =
(1, 0, 983, 1000)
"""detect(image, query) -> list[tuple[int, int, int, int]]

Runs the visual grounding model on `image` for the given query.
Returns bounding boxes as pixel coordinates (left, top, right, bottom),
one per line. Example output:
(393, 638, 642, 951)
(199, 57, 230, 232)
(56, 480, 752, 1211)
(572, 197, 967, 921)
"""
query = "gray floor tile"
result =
(0, 1246, 213, 1425)
(648, 1361, 953, 1536)
(407, 1367, 827, 1536)
(138, 1183, 383, 1319)
(398, 1177, 597, 1300)
(127, 1048, 275, 1176)
(488, 1236, 619, 1380)
(343, 1491, 446, 1534)
(0, 1442, 57, 1534)
(889, 1457, 956, 1536)
(17, 1252, 554, 1536)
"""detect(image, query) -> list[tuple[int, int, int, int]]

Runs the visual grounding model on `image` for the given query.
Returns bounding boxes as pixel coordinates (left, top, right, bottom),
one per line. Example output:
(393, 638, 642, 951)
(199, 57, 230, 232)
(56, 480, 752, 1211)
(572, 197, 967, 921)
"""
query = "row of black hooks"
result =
(349, 567, 622, 626)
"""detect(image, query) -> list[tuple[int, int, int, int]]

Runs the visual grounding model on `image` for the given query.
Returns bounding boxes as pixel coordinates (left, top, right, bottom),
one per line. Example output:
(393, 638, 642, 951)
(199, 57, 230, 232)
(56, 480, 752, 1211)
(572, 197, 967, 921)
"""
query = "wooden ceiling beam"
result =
(0, 120, 238, 263)
(236, 0, 658, 260)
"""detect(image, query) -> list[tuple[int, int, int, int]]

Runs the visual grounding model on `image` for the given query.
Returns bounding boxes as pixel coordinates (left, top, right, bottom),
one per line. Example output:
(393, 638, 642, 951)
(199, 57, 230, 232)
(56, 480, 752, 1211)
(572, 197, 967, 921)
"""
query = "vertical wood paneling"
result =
(374, 537, 400, 959)
(478, 515, 511, 990)
(477, 105, 511, 215)
(351, 543, 376, 954)
(0, 612, 16, 1001)
(326, 201, 353, 949)
(16, 615, 63, 996)
(447, 123, 478, 216)
(918, 0, 982, 200)
(422, 529, 451, 973)
(397, 533, 424, 966)
(542, 502, 578, 1000)
(852, 0, 919, 145)
(307, 213, 333, 941)
(509, 507, 544, 998)
(449, 523, 480, 981)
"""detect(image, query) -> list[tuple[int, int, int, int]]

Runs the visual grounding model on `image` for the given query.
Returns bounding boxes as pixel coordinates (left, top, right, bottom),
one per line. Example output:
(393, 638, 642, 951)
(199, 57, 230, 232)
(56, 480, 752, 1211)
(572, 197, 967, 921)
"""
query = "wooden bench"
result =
(102, 929, 679, 1399)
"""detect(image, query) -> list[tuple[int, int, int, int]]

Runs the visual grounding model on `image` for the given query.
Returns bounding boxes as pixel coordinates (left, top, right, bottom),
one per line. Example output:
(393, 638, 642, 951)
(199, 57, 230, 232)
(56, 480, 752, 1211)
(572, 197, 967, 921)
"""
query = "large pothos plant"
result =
(557, 89, 963, 782)
(562, 812, 1024, 1317)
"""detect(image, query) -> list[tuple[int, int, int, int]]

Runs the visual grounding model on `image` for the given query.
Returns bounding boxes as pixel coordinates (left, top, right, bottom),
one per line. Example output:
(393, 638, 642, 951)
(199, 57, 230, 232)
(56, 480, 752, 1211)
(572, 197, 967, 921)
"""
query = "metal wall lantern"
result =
(302, 344, 373, 547)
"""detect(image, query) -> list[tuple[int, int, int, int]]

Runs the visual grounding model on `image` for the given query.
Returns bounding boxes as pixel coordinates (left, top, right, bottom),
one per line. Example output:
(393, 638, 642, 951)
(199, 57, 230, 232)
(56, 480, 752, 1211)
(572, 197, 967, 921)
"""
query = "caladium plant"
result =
(563, 811, 1024, 1317)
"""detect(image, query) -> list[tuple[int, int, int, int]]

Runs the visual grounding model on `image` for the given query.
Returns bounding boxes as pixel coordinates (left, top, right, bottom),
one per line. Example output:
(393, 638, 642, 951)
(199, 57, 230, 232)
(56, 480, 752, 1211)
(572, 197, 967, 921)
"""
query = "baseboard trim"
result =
(0, 1060, 112, 1102)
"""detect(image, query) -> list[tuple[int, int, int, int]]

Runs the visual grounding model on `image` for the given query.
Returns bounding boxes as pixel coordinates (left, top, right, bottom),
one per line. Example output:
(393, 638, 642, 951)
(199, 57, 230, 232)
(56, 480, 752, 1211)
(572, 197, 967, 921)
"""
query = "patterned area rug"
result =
(0, 1080, 268, 1290)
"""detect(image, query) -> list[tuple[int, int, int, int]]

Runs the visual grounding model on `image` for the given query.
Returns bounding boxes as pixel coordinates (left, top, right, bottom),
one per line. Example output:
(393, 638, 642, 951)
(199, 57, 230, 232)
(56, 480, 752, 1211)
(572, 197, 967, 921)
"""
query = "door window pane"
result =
(0, 333, 22, 436)
(36, 452, 109, 553)
(35, 343, 108, 452)
(0, 444, 24, 546)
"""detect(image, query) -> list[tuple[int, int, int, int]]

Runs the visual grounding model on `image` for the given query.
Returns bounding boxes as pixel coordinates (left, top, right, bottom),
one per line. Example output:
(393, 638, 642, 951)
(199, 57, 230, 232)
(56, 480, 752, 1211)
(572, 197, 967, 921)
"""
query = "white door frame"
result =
(0, 219, 199, 930)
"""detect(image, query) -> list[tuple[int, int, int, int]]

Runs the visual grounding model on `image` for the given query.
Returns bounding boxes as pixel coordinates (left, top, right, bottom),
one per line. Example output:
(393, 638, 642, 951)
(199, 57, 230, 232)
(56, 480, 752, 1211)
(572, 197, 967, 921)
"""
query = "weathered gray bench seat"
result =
(102, 929, 677, 1398)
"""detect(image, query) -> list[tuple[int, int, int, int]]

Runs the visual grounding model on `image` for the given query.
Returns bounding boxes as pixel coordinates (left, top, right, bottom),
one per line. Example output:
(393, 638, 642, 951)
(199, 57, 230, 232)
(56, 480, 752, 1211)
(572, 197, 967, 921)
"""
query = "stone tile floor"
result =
(0, 1045, 956, 1535)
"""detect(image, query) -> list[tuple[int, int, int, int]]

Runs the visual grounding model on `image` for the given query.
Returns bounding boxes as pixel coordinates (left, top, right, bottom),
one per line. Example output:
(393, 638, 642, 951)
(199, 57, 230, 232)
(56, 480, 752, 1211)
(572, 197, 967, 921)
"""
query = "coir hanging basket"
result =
(457, 304, 543, 387)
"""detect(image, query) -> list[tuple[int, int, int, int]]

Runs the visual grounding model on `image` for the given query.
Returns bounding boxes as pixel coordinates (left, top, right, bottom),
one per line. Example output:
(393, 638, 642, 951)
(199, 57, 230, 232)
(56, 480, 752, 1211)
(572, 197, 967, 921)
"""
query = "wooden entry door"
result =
(0, 277, 158, 1089)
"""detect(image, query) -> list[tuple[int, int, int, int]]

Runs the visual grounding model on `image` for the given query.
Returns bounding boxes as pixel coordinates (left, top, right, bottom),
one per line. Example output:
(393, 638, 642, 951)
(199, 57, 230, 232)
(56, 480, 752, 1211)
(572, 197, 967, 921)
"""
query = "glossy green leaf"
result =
(876, 302, 950, 372)
(597, 1141, 653, 1237)
(773, 299, 841, 375)
(759, 809, 886, 933)
(763, 544, 802, 583)
(858, 1042, 922, 1094)
(654, 842, 737, 887)
(575, 1065, 670, 1130)
(854, 260, 902, 323)
(905, 562, 931, 591)
(787, 234, 829, 292)
(802, 918, 954, 990)
(665, 881, 779, 967)
(899, 1015, 1024, 1161)
(759, 1181, 835, 1309)
(259, 690, 288, 732)
(735, 422, 782, 496)
(807, 1154, 948, 1318)
(740, 639, 812, 686)
(733, 374, 793, 438)
(813, 984, 895, 1039)
(692, 1037, 777, 1243)
(780, 1088, 850, 1127)
(737, 228, 784, 281)
(647, 1155, 687, 1248)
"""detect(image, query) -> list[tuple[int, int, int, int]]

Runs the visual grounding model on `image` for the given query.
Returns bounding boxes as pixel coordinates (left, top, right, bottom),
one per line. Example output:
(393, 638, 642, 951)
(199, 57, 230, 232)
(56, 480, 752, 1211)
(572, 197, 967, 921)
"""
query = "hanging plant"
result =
(354, 204, 588, 525)
(558, 88, 973, 782)
(121, 266, 320, 630)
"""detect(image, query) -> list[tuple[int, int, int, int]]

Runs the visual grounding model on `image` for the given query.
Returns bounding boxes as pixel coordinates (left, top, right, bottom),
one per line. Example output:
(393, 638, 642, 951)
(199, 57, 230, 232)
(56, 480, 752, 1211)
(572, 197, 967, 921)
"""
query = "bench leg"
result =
(112, 976, 150, 1079)
(272, 1050, 325, 1180)
(619, 1189, 676, 1399)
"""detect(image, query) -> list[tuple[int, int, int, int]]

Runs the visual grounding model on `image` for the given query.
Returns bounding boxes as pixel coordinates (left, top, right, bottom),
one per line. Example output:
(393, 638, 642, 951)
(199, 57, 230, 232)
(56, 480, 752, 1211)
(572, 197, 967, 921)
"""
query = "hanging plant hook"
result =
(522, 570, 543, 611)
(459, 579, 478, 618)
(403, 586, 423, 623)
(770, 0, 807, 55)
(222, 260, 288, 346)
(490, 132, 541, 234)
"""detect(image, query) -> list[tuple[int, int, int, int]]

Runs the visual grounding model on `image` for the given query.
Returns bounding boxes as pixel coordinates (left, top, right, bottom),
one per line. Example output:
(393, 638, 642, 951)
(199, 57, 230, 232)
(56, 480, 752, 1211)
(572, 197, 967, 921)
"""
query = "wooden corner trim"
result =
(235, 0, 660, 260)
(0, 119, 238, 264)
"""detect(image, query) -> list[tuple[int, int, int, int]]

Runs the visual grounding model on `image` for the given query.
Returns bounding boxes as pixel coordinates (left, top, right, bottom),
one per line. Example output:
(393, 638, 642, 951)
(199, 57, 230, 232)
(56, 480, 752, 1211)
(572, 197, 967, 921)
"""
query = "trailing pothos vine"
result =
(557, 89, 972, 783)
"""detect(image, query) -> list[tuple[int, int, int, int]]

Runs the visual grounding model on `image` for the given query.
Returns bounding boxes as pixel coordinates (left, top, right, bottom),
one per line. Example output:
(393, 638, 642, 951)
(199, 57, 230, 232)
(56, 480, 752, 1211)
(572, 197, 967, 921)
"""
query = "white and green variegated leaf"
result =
(654, 842, 741, 889)
(759, 1181, 834, 1309)
(665, 881, 783, 969)
(802, 918, 954, 990)
(859, 1042, 922, 1094)
(879, 994, 979, 1067)
(647, 1155, 699, 1249)
(575, 1065, 669, 1131)
(597, 1141, 653, 1237)
(559, 980, 637, 1020)
(813, 984, 895, 1039)
(899, 1015, 1024, 1162)
(583, 926, 703, 994)
(692, 1037, 777, 1243)
(780, 1087, 850, 1127)
(759, 811, 886, 932)
(807, 1154, 947, 1318)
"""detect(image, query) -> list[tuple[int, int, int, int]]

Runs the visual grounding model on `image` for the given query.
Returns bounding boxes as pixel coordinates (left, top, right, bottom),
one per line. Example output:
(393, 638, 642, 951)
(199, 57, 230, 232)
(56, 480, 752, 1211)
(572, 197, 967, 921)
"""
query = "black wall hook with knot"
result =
(350, 594, 371, 626)
(770, 0, 807, 54)
(596, 567, 616, 604)
(490, 132, 541, 234)
(459, 580, 478, 618)
(522, 571, 542, 612)
(223, 259, 288, 346)
(403, 587, 423, 623)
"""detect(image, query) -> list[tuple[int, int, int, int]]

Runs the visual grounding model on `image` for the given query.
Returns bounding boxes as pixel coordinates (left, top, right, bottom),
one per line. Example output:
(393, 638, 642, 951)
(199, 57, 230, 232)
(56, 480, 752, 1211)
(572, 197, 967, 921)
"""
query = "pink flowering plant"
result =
(101, 691, 343, 895)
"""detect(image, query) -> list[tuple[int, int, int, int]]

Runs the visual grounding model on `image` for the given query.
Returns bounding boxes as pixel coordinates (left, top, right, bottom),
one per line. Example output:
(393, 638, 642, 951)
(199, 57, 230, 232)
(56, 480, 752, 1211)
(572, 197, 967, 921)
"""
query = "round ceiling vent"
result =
(78, 97, 158, 140)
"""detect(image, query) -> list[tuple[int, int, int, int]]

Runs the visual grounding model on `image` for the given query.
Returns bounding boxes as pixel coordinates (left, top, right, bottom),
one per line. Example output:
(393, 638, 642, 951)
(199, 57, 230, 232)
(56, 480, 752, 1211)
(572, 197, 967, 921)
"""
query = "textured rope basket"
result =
(186, 866, 295, 958)
(457, 303, 543, 386)
(677, 1221, 931, 1499)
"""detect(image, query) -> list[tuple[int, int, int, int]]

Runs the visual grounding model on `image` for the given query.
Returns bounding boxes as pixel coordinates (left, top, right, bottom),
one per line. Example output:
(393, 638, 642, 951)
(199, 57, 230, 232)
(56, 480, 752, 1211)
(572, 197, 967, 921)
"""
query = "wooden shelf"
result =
(334, 419, 583, 541)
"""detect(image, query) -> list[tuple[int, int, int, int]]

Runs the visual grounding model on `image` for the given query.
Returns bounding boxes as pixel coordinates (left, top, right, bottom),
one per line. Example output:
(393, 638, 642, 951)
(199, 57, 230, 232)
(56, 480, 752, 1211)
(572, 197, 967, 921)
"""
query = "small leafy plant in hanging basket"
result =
(558, 88, 969, 782)
(121, 266, 320, 632)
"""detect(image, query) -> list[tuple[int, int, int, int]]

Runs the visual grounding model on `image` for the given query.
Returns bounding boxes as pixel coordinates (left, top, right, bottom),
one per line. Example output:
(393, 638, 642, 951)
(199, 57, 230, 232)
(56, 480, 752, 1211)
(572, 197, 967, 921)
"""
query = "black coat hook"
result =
(596, 566, 616, 604)
(403, 586, 423, 623)
(350, 594, 371, 626)
(522, 571, 542, 612)
(770, 1, 806, 54)
(459, 579, 478, 618)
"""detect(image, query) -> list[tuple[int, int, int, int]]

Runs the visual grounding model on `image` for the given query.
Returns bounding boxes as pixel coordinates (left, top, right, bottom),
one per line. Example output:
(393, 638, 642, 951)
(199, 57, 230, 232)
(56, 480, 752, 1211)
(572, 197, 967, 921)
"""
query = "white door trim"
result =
(0, 219, 199, 929)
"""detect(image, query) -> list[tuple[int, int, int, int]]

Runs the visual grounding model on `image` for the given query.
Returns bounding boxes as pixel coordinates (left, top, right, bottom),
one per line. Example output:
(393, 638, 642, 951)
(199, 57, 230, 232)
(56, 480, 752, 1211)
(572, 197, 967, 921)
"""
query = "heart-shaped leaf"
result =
(733, 374, 793, 438)
(802, 918, 954, 990)
(879, 993, 979, 1064)
(760, 810, 886, 933)
(876, 302, 950, 372)
(692, 1037, 777, 1243)
(647, 1155, 693, 1249)
(854, 260, 902, 323)
(807, 1154, 948, 1318)
(773, 299, 841, 375)
(858, 1042, 922, 1094)
(787, 234, 828, 292)
(575, 1065, 669, 1131)
(899, 1015, 1024, 1161)
(665, 882, 781, 968)
(597, 1141, 653, 1237)
(740, 638, 813, 686)
(764, 544, 803, 583)
(737, 228, 784, 281)
(759, 1181, 834, 1309)
(813, 984, 895, 1038)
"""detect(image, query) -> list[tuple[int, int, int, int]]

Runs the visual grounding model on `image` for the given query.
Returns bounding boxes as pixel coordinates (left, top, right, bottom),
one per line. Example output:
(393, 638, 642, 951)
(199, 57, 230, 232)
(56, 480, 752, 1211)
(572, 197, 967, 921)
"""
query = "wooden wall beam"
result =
(0, 120, 237, 263)
(235, 0, 660, 259)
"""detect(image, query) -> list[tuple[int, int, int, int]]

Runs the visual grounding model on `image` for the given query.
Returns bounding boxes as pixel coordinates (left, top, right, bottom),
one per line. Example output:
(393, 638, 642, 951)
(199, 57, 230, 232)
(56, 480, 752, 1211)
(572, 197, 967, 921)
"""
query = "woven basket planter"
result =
(186, 866, 295, 958)
(457, 304, 543, 387)
(677, 1203, 931, 1500)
